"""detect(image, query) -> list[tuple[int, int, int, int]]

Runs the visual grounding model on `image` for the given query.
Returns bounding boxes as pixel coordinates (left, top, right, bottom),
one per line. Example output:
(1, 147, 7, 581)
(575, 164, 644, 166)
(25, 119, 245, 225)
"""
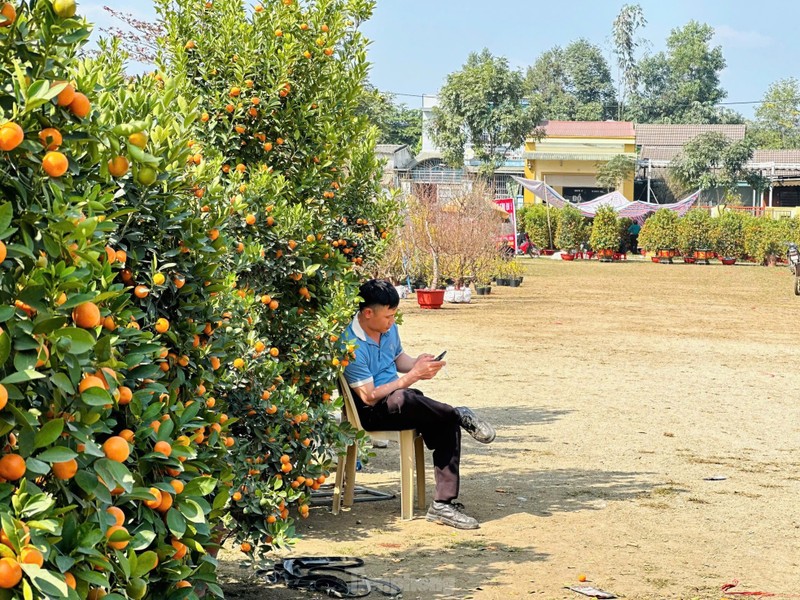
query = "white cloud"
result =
(714, 25, 772, 49)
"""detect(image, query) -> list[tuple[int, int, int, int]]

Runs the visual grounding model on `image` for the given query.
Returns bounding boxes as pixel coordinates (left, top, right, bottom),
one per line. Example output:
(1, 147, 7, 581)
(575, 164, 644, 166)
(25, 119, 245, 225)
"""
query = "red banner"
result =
(494, 198, 517, 243)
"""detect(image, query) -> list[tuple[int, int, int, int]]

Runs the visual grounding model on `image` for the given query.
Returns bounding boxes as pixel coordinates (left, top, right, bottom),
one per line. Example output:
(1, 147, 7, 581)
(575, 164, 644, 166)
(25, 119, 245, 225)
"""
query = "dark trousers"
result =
(356, 388, 461, 503)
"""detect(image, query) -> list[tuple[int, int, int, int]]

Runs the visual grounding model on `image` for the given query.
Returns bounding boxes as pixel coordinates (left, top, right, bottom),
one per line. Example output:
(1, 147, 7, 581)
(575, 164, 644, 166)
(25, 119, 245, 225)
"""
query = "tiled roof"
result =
(635, 124, 745, 147)
(538, 120, 635, 138)
(638, 146, 681, 162)
(752, 149, 800, 164)
(375, 144, 407, 153)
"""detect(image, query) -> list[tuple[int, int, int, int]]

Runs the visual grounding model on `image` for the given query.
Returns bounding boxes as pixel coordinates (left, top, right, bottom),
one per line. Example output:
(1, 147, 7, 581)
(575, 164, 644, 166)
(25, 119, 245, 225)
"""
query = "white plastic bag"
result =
(444, 286, 471, 304)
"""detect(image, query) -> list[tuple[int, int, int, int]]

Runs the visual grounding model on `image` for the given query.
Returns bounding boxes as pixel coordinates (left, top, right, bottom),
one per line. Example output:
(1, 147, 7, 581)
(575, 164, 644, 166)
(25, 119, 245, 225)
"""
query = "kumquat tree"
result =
(0, 0, 271, 598)
(0, 0, 397, 597)
(153, 0, 399, 562)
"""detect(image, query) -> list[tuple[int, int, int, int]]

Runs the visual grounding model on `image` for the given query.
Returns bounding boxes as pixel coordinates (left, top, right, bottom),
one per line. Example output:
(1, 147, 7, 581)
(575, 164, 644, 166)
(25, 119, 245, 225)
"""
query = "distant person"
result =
(342, 280, 496, 529)
(628, 221, 641, 254)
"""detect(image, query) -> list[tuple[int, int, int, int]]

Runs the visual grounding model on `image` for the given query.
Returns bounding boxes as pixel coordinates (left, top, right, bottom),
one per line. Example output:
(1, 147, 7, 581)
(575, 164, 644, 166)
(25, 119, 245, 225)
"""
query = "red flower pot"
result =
(542, 249, 556, 256)
(721, 258, 736, 266)
(415, 289, 445, 309)
(560, 253, 575, 261)
(651, 257, 660, 263)
(683, 256, 696, 264)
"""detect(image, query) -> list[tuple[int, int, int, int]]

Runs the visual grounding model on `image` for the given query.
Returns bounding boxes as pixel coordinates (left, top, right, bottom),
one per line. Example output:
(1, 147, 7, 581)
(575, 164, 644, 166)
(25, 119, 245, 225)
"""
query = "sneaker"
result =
(455, 407, 496, 443)
(426, 501, 479, 530)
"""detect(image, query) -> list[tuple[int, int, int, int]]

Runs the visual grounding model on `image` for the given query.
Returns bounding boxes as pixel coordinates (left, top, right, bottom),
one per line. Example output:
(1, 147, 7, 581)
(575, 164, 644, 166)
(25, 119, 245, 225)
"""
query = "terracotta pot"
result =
(597, 248, 614, 262)
(657, 248, 676, 258)
(560, 253, 575, 261)
(416, 289, 444, 309)
(651, 256, 660, 263)
(721, 257, 736, 266)
(683, 256, 696, 264)
(693, 249, 714, 260)
(542, 249, 556, 256)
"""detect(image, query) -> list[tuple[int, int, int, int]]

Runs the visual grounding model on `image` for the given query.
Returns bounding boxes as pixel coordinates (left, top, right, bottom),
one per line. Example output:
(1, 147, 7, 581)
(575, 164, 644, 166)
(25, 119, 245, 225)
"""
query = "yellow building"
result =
(523, 120, 636, 204)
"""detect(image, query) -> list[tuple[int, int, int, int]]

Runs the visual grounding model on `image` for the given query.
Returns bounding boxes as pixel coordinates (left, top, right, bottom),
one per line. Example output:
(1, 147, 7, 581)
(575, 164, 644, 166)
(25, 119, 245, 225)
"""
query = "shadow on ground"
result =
(219, 541, 549, 599)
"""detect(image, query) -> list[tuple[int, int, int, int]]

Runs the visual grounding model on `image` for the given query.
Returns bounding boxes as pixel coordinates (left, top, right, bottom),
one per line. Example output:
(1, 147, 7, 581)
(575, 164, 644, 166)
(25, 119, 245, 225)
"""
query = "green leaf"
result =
(129, 529, 157, 551)
(52, 373, 75, 395)
(51, 328, 96, 354)
(0, 306, 14, 322)
(131, 551, 158, 577)
(34, 419, 64, 449)
(179, 499, 204, 523)
(1, 370, 46, 384)
(19, 494, 55, 518)
(95, 458, 133, 493)
(6, 243, 35, 259)
(165, 507, 186, 538)
(21, 565, 70, 598)
(24, 458, 49, 476)
(0, 331, 10, 366)
(0, 203, 13, 236)
(183, 476, 217, 497)
(37, 447, 77, 463)
(32, 317, 68, 335)
(81, 387, 112, 407)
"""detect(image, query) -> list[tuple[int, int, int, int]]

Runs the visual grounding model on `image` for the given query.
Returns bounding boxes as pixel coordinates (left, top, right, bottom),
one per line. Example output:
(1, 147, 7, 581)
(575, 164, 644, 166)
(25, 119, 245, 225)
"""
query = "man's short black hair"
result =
(358, 279, 399, 311)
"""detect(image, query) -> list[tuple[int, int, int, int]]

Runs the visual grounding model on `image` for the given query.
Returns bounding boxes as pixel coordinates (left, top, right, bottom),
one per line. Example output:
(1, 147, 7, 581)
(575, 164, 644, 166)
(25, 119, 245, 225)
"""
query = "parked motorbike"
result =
(516, 234, 540, 258)
(787, 242, 800, 295)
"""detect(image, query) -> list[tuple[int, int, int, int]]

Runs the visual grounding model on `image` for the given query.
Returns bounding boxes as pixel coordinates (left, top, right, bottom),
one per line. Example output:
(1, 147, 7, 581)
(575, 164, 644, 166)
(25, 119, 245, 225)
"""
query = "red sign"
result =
(494, 198, 517, 244)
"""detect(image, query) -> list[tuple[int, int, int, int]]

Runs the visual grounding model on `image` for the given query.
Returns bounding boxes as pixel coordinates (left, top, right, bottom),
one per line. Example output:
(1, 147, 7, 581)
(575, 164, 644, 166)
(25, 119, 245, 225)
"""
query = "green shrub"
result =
(745, 217, 792, 264)
(676, 209, 713, 255)
(555, 205, 588, 252)
(711, 210, 750, 259)
(589, 206, 620, 251)
(519, 204, 560, 250)
(638, 209, 679, 253)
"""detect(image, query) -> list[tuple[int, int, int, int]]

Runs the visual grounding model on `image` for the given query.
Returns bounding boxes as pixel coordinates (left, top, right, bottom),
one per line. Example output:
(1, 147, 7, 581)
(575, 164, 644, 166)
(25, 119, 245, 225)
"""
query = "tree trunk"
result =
(422, 217, 438, 289)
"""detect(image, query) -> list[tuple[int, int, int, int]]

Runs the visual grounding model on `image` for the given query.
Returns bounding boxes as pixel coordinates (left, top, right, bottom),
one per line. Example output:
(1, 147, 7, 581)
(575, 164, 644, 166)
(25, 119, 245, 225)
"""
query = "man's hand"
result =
(410, 355, 445, 380)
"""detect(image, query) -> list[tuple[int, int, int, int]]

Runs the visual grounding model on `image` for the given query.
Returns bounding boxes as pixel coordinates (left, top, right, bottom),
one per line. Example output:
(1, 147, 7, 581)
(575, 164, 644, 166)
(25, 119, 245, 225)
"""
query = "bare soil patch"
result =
(219, 258, 800, 599)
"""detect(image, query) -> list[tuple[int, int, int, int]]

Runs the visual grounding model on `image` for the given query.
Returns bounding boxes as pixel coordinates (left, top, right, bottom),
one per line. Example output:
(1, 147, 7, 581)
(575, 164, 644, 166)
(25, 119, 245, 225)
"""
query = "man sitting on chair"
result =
(342, 279, 496, 529)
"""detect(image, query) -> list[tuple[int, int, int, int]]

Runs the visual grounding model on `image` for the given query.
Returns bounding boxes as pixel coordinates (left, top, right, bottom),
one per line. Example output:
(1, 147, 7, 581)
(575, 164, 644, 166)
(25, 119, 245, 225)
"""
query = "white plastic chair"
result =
(332, 375, 426, 520)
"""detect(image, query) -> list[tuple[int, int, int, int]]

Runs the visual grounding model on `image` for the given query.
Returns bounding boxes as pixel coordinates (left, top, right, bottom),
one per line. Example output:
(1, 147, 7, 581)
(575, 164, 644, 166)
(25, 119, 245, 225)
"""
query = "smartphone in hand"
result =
(434, 350, 447, 361)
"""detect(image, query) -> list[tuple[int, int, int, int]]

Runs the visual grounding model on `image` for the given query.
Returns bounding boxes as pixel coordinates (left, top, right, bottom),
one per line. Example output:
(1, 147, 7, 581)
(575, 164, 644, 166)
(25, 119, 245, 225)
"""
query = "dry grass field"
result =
(219, 257, 800, 600)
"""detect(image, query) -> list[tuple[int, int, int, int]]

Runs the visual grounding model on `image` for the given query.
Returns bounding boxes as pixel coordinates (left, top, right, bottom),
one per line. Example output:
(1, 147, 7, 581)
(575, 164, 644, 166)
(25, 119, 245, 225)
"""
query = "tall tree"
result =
(752, 78, 800, 149)
(669, 131, 764, 201)
(527, 39, 616, 121)
(630, 21, 736, 123)
(596, 154, 636, 189)
(431, 48, 542, 173)
(612, 3, 647, 120)
(358, 86, 423, 152)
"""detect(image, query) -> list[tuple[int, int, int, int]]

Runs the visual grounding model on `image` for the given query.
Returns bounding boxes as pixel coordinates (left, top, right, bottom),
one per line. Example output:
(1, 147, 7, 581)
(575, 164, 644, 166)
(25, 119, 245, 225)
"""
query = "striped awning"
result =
(523, 151, 638, 161)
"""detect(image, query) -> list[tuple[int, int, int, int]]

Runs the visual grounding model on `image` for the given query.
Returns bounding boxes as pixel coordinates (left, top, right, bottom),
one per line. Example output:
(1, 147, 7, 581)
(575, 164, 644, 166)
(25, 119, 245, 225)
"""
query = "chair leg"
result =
(398, 431, 414, 520)
(331, 450, 347, 515)
(414, 434, 426, 510)
(343, 443, 358, 509)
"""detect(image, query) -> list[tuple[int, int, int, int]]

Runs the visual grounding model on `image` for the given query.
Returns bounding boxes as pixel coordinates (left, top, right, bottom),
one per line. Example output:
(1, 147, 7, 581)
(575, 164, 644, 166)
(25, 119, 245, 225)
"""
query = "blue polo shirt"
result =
(342, 313, 403, 389)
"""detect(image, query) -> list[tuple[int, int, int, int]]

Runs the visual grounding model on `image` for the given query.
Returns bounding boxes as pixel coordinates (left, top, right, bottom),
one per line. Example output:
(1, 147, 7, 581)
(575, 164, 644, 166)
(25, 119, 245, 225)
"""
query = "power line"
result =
(384, 91, 773, 108)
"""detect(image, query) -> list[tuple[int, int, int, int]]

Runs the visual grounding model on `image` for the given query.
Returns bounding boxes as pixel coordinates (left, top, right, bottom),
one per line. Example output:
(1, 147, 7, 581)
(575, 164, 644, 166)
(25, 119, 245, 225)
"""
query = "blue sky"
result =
(89, 0, 795, 119)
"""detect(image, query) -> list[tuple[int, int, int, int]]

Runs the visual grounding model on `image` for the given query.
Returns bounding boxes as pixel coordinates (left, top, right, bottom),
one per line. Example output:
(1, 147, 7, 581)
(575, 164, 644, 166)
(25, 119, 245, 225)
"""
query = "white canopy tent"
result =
(513, 177, 700, 223)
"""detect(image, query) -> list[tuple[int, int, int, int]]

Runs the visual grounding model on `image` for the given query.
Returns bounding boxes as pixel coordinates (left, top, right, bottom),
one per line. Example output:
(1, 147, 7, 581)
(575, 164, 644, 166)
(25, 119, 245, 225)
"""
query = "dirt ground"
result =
(217, 257, 800, 600)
